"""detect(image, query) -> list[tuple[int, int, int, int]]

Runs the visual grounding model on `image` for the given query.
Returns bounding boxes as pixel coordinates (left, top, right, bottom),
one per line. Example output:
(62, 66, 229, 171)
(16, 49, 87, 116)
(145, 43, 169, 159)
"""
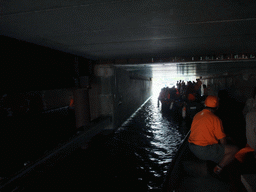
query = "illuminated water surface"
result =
(110, 94, 187, 190)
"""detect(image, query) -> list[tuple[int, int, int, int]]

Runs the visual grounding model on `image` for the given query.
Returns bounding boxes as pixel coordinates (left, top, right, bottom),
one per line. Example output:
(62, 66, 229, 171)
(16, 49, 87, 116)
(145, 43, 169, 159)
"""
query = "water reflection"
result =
(112, 95, 186, 190)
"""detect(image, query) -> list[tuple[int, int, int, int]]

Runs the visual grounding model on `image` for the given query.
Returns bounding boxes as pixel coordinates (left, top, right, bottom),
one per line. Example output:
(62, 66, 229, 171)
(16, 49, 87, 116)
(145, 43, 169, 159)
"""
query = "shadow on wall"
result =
(216, 89, 246, 148)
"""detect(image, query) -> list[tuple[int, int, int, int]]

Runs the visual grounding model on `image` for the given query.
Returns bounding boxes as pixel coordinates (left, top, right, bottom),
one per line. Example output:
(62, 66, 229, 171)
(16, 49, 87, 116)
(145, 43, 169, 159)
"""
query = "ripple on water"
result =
(113, 97, 187, 190)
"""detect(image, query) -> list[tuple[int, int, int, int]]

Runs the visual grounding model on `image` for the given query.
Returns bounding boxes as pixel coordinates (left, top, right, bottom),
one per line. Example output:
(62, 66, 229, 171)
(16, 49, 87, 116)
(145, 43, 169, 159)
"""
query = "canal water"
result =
(25, 95, 188, 191)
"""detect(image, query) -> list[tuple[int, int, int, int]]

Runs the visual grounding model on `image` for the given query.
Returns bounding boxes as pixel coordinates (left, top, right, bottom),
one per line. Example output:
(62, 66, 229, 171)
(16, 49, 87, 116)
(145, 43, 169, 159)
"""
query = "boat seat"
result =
(182, 146, 216, 177)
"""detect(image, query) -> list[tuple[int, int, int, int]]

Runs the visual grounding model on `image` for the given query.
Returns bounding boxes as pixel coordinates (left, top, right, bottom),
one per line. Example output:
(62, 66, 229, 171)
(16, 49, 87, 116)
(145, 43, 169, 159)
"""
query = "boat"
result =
(161, 131, 248, 192)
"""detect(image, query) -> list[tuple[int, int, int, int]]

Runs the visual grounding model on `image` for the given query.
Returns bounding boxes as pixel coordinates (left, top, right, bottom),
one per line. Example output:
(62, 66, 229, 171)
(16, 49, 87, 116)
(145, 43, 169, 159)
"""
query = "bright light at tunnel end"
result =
(152, 75, 197, 98)
(151, 62, 198, 97)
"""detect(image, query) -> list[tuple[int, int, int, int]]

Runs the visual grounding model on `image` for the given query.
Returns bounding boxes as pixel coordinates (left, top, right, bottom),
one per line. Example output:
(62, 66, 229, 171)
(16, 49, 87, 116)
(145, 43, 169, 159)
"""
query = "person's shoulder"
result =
(194, 109, 209, 118)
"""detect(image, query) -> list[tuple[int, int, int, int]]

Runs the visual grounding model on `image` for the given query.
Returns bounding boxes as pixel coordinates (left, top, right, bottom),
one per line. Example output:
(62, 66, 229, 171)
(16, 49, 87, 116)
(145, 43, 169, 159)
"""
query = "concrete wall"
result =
(201, 67, 256, 103)
(3, 63, 152, 131)
(113, 67, 152, 129)
(90, 65, 114, 121)
(93, 65, 152, 130)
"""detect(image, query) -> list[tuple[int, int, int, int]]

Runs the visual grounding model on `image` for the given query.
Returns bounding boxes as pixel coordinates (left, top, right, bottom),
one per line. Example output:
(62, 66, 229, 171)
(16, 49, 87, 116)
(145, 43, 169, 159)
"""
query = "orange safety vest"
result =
(69, 98, 74, 108)
(235, 144, 254, 163)
(167, 92, 171, 100)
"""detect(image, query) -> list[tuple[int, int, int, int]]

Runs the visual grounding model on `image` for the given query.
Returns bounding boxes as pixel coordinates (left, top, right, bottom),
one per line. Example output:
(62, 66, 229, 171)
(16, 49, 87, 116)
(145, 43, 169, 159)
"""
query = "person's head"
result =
(188, 93, 196, 101)
(204, 95, 219, 112)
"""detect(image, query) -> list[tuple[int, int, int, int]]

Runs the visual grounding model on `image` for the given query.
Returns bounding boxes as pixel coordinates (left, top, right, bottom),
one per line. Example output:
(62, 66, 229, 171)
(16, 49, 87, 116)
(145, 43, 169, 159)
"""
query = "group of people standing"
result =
(176, 79, 204, 101)
(158, 78, 208, 105)
(158, 78, 211, 126)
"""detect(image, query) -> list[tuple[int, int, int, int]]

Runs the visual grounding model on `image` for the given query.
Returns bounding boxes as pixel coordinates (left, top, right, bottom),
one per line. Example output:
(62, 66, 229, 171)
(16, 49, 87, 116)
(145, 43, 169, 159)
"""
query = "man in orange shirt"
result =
(188, 95, 239, 176)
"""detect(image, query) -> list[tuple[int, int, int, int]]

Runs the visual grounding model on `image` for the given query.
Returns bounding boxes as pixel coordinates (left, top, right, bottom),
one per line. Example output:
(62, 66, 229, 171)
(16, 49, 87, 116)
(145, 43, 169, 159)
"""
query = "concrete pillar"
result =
(73, 75, 91, 129)
(74, 88, 90, 129)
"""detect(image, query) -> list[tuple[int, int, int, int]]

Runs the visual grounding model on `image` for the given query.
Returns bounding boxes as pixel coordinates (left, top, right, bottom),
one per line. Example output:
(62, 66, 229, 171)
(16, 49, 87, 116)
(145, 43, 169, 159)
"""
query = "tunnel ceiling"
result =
(1, 0, 256, 79)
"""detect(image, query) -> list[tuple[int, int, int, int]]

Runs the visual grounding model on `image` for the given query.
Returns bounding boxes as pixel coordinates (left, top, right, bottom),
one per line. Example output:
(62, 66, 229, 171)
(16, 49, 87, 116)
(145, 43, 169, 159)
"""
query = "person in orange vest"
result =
(175, 88, 180, 99)
(69, 97, 74, 108)
(68, 95, 75, 111)
(188, 95, 239, 178)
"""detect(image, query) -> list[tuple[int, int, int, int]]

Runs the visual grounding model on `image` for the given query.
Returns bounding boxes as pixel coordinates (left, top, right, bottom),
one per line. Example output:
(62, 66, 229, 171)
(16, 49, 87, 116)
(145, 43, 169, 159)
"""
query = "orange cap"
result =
(205, 95, 219, 108)
(188, 93, 196, 101)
